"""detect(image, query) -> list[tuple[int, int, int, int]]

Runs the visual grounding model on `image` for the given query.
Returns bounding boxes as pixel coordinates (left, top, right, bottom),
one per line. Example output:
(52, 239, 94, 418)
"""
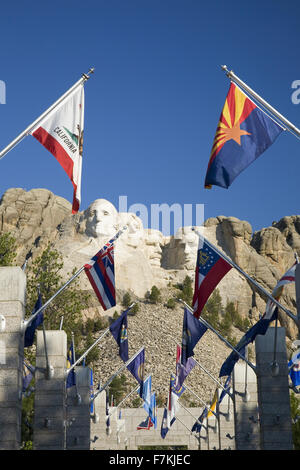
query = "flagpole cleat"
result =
(270, 361, 280, 377)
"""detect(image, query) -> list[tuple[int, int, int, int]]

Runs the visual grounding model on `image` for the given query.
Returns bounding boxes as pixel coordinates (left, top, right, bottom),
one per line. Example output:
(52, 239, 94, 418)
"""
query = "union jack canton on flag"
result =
(84, 230, 123, 311)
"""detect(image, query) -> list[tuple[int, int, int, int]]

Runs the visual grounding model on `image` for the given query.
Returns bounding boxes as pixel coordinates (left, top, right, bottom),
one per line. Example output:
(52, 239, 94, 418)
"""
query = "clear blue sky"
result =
(0, 0, 299, 234)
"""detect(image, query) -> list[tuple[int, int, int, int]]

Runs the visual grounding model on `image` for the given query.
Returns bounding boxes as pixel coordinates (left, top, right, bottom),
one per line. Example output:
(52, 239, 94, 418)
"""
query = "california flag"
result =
(31, 85, 84, 213)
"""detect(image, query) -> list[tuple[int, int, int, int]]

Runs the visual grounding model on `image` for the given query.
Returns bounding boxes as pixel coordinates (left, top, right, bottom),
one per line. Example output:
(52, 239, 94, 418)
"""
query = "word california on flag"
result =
(205, 81, 284, 189)
(30, 84, 84, 213)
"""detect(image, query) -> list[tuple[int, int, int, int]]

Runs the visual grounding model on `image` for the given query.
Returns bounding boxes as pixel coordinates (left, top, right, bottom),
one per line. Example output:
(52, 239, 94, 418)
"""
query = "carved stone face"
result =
(144, 229, 164, 267)
(167, 226, 199, 270)
(84, 199, 119, 238)
(118, 212, 145, 249)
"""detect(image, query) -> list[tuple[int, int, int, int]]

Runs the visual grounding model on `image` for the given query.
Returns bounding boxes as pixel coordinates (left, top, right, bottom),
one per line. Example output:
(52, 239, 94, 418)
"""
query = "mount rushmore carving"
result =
(0, 187, 299, 338)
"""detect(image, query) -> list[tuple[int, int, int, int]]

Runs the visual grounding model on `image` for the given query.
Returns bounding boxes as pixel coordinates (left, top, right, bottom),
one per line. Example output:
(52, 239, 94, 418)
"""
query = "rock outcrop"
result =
(1, 188, 299, 340)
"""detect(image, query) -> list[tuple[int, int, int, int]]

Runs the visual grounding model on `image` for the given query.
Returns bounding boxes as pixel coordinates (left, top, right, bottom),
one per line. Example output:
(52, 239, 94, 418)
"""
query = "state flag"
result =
(192, 236, 232, 318)
(205, 81, 284, 189)
(109, 308, 129, 362)
(31, 85, 84, 213)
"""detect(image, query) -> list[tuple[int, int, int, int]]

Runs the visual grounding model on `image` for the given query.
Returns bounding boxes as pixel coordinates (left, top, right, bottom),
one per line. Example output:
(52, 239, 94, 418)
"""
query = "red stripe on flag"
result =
(95, 258, 116, 301)
(84, 266, 107, 311)
(32, 127, 79, 213)
(193, 257, 232, 318)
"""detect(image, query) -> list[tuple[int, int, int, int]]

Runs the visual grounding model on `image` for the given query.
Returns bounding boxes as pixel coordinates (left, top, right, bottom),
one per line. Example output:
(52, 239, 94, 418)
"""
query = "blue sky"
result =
(0, 0, 299, 235)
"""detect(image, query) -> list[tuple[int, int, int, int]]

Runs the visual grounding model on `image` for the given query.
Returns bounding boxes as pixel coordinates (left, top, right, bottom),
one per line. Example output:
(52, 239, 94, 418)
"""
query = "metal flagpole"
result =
(35, 284, 53, 379)
(91, 346, 145, 403)
(0, 68, 95, 161)
(71, 331, 81, 405)
(177, 400, 205, 429)
(192, 229, 298, 325)
(221, 65, 300, 139)
(183, 383, 218, 419)
(108, 374, 151, 419)
(170, 335, 233, 399)
(179, 299, 257, 373)
(66, 302, 136, 376)
(22, 227, 127, 331)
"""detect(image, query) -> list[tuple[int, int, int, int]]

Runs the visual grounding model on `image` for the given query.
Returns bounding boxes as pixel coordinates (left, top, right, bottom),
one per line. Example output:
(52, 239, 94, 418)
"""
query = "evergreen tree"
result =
(0, 232, 17, 266)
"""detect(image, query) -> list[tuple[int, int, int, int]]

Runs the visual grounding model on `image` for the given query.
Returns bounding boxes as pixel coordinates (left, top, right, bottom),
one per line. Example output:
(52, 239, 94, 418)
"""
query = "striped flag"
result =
(84, 231, 122, 310)
(31, 85, 84, 214)
(192, 236, 232, 318)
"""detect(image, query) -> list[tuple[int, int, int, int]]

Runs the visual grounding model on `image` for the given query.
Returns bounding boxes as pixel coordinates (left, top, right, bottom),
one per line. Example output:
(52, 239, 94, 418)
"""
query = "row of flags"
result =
(1, 67, 294, 212)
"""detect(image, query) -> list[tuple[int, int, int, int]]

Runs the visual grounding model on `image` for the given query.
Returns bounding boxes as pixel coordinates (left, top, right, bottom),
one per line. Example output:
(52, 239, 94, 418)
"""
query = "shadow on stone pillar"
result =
(0, 267, 26, 450)
(66, 366, 91, 450)
(255, 327, 293, 450)
(33, 330, 67, 450)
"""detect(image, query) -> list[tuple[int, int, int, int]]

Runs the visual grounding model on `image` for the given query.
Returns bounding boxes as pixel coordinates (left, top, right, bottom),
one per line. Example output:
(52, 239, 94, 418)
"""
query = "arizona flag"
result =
(31, 85, 84, 213)
(192, 236, 232, 318)
(205, 82, 284, 189)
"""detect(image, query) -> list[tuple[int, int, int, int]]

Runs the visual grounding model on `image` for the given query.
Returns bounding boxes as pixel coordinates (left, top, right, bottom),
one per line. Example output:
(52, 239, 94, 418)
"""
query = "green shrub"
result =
(166, 298, 176, 309)
(148, 286, 161, 304)
(122, 292, 132, 308)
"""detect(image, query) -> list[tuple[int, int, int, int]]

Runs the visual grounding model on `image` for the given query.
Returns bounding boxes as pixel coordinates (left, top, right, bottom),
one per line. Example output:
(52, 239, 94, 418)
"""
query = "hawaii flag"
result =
(30, 85, 84, 213)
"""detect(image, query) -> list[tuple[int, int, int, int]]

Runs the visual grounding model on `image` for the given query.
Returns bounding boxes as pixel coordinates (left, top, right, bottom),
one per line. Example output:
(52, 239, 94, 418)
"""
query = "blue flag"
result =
(127, 348, 145, 395)
(181, 307, 207, 365)
(22, 361, 35, 393)
(66, 342, 76, 388)
(140, 375, 152, 414)
(90, 369, 94, 414)
(150, 392, 157, 429)
(192, 407, 208, 433)
(219, 306, 278, 377)
(161, 407, 171, 438)
(24, 293, 43, 347)
(205, 82, 283, 189)
(289, 351, 300, 387)
(109, 308, 129, 362)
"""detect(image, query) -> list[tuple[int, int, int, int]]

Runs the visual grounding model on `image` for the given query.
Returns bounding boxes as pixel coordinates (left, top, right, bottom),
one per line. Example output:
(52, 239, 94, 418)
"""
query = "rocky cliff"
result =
(1, 188, 299, 402)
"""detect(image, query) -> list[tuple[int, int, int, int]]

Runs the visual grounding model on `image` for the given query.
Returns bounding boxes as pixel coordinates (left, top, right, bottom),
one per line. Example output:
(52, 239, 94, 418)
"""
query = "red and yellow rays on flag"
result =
(205, 82, 256, 188)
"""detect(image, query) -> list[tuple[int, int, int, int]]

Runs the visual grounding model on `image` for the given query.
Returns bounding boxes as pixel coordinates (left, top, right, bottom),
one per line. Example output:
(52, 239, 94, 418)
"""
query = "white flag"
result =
(31, 84, 84, 213)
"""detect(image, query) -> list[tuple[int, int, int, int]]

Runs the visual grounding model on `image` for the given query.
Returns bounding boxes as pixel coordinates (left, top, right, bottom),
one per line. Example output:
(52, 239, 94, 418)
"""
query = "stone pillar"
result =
(66, 366, 91, 450)
(33, 330, 67, 450)
(232, 362, 260, 450)
(255, 327, 293, 450)
(0, 267, 26, 450)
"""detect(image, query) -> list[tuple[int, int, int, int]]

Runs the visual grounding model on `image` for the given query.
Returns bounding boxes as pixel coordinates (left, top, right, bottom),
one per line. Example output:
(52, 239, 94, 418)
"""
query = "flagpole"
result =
(108, 374, 151, 418)
(177, 400, 207, 429)
(22, 227, 128, 331)
(0, 68, 94, 161)
(91, 346, 145, 403)
(170, 336, 233, 399)
(192, 229, 298, 325)
(179, 299, 257, 374)
(183, 383, 218, 419)
(221, 65, 300, 138)
(66, 302, 136, 376)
